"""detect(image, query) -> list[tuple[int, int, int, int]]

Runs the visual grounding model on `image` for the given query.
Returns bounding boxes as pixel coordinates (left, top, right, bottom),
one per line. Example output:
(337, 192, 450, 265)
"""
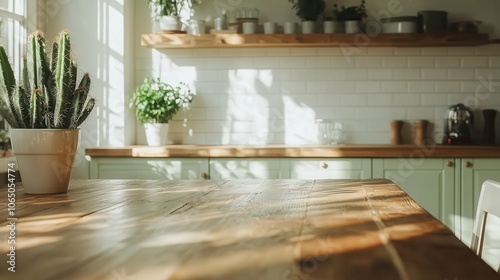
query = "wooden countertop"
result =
(1, 179, 497, 279)
(85, 144, 500, 158)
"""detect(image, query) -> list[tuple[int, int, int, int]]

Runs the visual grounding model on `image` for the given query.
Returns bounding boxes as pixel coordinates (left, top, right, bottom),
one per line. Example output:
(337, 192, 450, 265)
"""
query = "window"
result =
(0, 0, 27, 146)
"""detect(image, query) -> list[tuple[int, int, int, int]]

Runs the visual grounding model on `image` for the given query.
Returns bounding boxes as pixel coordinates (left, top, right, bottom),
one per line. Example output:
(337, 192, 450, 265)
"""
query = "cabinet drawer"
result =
(289, 158, 372, 179)
(209, 158, 289, 179)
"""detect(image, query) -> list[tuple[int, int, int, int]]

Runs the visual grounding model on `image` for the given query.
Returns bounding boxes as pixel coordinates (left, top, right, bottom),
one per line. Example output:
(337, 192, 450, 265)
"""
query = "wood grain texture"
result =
(140, 33, 490, 48)
(0, 179, 498, 280)
(85, 144, 500, 158)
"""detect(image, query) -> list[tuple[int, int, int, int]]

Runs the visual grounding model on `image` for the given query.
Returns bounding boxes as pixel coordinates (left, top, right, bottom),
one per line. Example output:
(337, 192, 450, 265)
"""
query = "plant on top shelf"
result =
(0, 31, 95, 129)
(130, 77, 195, 123)
(335, 0, 367, 21)
(148, 0, 201, 31)
(288, 0, 326, 21)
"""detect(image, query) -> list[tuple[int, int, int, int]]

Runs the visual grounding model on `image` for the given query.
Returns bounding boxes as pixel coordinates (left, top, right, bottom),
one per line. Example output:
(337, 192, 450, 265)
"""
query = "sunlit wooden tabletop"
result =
(1, 179, 499, 280)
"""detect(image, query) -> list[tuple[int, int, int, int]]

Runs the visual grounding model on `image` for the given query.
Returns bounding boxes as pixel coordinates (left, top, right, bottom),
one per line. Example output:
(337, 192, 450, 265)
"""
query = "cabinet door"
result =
(88, 158, 209, 180)
(461, 158, 500, 266)
(209, 158, 289, 179)
(373, 158, 457, 233)
(289, 158, 372, 179)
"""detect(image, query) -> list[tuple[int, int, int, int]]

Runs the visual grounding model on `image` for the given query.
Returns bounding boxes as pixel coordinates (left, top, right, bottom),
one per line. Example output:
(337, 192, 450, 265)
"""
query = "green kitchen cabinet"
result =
(289, 158, 372, 179)
(209, 158, 289, 179)
(88, 157, 209, 180)
(373, 158, 458, 234)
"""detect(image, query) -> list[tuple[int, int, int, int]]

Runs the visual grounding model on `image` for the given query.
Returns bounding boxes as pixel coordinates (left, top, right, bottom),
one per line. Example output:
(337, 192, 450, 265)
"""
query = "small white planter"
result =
(301, 21, 316, 34)
(345, 20, 362, 34)
(159, 15, 180, 31)
(324, 21, 345, 33)
(10, 129, 80, 194)
(144, 123, 169, 146)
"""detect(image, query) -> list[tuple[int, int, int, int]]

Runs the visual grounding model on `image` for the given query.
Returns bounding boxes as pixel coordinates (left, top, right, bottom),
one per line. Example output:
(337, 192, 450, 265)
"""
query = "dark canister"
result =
(417, 10, 448, 33)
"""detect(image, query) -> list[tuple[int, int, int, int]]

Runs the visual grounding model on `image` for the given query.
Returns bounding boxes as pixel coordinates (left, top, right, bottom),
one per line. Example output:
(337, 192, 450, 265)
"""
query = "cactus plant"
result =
(0, 30, 95, 129)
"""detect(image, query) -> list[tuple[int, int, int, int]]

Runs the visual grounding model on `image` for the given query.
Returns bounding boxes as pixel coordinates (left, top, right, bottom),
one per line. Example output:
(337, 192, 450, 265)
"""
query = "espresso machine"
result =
(442, 103, 474, 145)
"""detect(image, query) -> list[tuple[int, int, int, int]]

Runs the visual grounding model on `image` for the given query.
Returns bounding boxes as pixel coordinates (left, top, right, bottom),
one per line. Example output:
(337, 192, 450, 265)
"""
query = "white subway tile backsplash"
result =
(421, 69, 448, 80)
(368, 69, 393, 80)
(393, 69, 421, 80)
(368, 94, 393, 106)
(306, 57, 331, 68)
(421, 94, 448, 106)
(408, 81, 434, 93)
(435, 57, 461, 68)
(331, 57, 355, 68)
(448, 47, 476, 56)
(408, 57, 434, 68)
(381, 57, 407, 68)
(447, 69, 474, 80)
(394, 48, 421, 56)
(462, 57, 489, 68)
(291, 48, 317, 56)
(355, 57, 381, 68)
(356, 81, 381, 93)
(421, 48, 448, 55)
(393, 94, 421, 106)
(280, 57, 307, 68)
(137, 47, 500, 145)
(343, 69, 368, 80)
(340, 94, 367, 106)
(435, 81, 461, 93)
(382, 81, 407, 93)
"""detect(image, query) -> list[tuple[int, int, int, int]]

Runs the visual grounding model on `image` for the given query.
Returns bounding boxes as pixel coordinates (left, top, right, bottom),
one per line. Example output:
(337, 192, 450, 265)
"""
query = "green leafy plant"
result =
(148, 0, 200, 20)
(288, 0, 326, 21)
(130, 77, 195, 123)
(336, 0, 367, 21)
(0, 30, 95, 129)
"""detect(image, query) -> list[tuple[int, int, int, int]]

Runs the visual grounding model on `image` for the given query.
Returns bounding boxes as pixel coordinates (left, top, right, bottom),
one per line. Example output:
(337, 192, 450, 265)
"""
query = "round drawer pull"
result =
(465, 161, 472, 168)
(201, 172, 209, 179)
(321, 162, 328, 169)
(447, 161, 453, 167)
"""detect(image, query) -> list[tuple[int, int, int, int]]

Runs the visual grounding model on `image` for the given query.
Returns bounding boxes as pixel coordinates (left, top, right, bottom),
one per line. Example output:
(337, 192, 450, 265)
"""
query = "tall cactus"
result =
(0, 30, 95, 129)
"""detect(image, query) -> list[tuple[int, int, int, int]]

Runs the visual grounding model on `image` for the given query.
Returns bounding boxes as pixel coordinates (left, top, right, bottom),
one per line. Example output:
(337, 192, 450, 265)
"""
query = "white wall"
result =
(43, 0, 135, 178)
(135, 0, 500, 146)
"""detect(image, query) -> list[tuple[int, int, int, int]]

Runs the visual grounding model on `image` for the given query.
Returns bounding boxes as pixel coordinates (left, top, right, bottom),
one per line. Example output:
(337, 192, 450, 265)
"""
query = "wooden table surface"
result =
(1, 179, 499, 280)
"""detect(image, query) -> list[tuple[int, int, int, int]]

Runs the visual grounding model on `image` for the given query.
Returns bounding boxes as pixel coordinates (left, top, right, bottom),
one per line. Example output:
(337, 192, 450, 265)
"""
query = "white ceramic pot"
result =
(345, 20, 362, 34)
(301, 21, 316, 34)
(144, 123, 169, 146)
(324, 21, 345, 33)
(159, 15, 180, 31)
(10, 129, 80, 194)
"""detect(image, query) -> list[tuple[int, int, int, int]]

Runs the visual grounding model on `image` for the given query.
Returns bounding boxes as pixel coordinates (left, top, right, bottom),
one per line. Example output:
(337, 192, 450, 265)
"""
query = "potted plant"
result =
(148, 0, 199, 32)
(335, 0, 367, 33)
(288, 0, 326, 34)
(130, 77, 195, 146)
(323, 4, 345, 34)
(0, 30, 95, 194)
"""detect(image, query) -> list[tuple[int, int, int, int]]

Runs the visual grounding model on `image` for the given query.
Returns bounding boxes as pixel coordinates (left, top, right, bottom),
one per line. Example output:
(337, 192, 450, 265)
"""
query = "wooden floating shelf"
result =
(141, 33, 491, 48)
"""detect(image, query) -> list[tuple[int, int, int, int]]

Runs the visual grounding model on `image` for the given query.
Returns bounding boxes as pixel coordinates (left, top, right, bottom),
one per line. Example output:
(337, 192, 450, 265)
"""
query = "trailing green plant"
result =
(0, 30, 95, 129)
(148, 0, 201, 20)
(336, 0, 367, 21)
(288, 0, 326, 21)
(130, 77, 195, 123)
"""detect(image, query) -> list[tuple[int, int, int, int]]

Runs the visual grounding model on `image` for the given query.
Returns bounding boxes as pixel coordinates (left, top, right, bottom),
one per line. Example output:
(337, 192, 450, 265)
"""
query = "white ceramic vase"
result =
(144, 123, 169, 146)
(10, 129, 80, 194)
(159, 15, 180, 31)
(324, 21, 345, 33)
(301, 21, 316, 34)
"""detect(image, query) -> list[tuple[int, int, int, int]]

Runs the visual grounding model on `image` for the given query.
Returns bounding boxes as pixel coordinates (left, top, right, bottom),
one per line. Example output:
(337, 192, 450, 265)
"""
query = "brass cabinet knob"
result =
(321, 162, 328, 169)
(465, 161, 472, 168)
(201, 172, 209, 179)
(447, 161, 453, 167)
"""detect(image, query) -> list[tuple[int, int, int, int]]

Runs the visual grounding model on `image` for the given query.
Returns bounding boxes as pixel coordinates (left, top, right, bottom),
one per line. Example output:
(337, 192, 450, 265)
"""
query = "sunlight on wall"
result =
(96, 0, 126, 147)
